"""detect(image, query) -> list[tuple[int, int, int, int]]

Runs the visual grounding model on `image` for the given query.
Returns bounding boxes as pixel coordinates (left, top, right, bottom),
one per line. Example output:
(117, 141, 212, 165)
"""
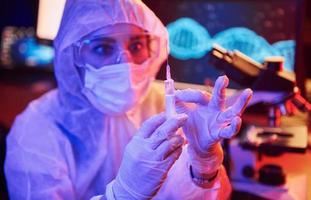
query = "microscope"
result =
(209, 44, 310, 199)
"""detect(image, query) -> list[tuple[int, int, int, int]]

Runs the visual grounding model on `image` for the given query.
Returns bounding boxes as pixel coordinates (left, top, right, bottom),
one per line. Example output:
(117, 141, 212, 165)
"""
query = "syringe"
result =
(164, 63, 176, 118)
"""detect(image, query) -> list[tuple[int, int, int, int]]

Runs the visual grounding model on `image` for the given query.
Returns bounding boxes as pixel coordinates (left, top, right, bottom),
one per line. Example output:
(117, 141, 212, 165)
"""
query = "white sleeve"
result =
(90, 147, 231, 200)
(154, 146, 232, 200)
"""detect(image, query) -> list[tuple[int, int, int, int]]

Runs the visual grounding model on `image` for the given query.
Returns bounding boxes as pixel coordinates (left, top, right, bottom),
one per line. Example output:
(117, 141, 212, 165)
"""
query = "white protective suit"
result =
(5, 0, 231, 199)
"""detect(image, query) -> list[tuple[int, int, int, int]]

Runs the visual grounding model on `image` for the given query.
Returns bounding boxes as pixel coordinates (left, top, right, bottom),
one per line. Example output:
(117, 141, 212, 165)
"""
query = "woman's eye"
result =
(129, 42, 145, 54)
(93, 44, 114, 56)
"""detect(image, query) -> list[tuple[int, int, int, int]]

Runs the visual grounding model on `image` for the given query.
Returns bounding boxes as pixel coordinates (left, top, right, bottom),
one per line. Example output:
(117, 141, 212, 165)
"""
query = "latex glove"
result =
(175, 75, 253, 174)
(227, 90, 286, 107)
(112, 113, 188, 199)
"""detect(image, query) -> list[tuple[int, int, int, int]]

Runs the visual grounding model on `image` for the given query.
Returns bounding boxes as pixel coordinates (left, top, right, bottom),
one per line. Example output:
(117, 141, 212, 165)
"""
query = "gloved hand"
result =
(112, 113, 188, 199)
(175, 75, 253, 175)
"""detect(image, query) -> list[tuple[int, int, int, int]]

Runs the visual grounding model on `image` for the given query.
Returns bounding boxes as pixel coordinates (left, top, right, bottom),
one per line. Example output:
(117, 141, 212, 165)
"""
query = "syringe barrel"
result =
(164, 79, 176, 118)
(164, 79, 175, 95)
(165, 94, 176, 118)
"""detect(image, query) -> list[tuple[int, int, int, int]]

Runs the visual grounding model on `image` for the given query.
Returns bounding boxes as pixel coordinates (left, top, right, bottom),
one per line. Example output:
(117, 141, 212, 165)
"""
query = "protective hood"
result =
(53, 0, 168, 113)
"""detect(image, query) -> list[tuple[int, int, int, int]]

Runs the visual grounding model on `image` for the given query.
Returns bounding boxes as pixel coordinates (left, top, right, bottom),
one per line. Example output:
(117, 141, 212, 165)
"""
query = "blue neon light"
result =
(213, 27, 279, 63)
(167, 18, 212, 60)
(272, 40, 295, 71)
(166, 17, 295, 71)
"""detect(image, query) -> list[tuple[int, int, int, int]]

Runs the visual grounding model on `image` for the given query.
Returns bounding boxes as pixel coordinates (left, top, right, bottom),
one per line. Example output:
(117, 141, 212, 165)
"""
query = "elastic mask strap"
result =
(72, 43, 85, 68)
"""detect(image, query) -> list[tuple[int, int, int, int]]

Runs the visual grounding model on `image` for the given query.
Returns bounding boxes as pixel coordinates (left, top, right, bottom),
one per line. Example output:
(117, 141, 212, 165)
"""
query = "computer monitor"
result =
(0, 26, 54, 69)
(0, 0, 66, 70)
(143, 0, 305, 90)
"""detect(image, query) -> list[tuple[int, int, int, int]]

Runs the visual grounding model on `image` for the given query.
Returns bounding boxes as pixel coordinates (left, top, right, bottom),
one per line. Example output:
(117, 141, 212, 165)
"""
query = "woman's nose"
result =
(116, 50, 132, 64)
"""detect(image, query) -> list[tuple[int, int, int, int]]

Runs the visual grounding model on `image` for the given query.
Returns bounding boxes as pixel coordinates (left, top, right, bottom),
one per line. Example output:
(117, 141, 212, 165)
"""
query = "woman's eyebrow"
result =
(93, 37, 116, 43)
(130, 35, 148, 42)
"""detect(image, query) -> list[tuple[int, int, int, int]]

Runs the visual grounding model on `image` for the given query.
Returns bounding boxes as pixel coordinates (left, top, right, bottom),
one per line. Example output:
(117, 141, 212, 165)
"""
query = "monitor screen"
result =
(0, 0, 65, 70)
(143, 0, 302, 88)
(0, 26, 54, 69)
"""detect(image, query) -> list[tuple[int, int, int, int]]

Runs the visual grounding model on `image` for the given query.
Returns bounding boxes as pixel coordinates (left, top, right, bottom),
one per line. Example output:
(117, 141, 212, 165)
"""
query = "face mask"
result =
(82, 61, 153, 115)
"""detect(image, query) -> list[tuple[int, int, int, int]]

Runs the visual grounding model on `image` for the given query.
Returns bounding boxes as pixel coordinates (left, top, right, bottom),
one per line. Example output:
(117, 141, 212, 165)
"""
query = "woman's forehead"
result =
(90, 24, 146, 37)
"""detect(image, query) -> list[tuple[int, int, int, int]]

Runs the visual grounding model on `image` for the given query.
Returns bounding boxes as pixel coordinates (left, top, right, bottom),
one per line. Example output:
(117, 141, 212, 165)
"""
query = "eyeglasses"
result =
(75, 33, 160, 68)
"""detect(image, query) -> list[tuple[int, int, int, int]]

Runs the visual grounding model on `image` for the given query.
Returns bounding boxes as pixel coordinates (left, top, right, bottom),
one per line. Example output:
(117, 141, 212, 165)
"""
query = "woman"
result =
(5, 0, 252, 199)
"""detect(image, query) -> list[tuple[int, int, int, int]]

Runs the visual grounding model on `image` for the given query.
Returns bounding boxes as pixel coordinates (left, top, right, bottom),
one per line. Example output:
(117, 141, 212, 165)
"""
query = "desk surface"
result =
(241, 112, 311, 199)
(256, 150, 311, 200)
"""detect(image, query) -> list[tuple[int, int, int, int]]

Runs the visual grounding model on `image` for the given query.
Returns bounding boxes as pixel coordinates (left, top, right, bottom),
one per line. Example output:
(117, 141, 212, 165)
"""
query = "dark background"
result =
(144, 0, 304, 90)
(1, 0, 311, 77)
(0, 0, 38, 32)
(0, 0, 311, 78)
(0, 0, 311, 199)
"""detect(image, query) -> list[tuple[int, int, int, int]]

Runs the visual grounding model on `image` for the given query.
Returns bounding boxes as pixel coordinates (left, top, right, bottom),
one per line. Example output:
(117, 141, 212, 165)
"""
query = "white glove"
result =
(112, 113, 188, 199)
(175, 75, 253, 175)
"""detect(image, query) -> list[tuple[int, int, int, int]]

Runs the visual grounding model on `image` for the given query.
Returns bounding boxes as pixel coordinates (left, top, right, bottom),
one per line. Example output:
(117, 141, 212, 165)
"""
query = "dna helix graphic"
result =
(167, 18, 295, 71)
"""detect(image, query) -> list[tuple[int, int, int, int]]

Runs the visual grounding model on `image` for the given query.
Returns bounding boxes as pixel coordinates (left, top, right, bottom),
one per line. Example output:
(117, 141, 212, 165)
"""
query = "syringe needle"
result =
(166, 63, 172, 80)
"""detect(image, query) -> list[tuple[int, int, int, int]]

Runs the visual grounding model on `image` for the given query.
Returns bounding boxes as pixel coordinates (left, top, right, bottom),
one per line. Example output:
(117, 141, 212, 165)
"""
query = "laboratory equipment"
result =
(210, 44, 309, 199)
(210, 44, 311, 125)
(144, 0, 304, 93)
